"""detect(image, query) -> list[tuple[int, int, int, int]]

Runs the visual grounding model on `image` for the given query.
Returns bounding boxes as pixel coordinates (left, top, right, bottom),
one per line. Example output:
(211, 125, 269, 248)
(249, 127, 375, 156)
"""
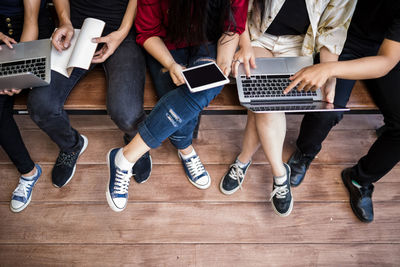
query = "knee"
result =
(312, 111, 344, 128)
(27, 95, 62, 125)
(109, 105, 145, 133)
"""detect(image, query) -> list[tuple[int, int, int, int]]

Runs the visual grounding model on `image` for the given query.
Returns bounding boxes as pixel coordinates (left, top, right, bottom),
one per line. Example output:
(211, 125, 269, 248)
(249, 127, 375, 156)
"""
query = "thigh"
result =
(366, 65, 400, 126)
(103, 33, 146, 108)
(28, 68, 88, 112)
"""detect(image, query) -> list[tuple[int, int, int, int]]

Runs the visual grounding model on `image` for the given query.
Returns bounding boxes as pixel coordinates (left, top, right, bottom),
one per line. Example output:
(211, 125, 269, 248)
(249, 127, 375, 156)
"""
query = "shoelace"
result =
(114, 168, 131, 194)
(13, 178, 34, 199)
(270, 184, 289, 200)
(55, 152, 78, 168)
(186, 156, 206, 180)
(229, 164, 245, 190)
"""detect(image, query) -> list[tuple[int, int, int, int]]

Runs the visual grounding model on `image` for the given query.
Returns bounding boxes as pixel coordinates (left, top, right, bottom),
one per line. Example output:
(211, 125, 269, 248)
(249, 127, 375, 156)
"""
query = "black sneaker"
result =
(270, 163, 293, 217)
(287, 149, 314, 187)
(341, 168, 374, 223)
(132, 152, 152, 183)
(220, 159, 251, 195)
(52, 135, 88, 188)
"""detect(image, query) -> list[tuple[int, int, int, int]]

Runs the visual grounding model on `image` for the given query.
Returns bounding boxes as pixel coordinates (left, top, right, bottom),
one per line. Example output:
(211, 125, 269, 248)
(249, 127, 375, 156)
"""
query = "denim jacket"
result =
(247, 0, 357, 56)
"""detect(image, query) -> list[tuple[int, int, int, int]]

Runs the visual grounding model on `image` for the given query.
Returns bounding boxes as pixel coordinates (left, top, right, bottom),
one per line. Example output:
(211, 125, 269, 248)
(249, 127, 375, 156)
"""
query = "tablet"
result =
(182, 62, 230, 92)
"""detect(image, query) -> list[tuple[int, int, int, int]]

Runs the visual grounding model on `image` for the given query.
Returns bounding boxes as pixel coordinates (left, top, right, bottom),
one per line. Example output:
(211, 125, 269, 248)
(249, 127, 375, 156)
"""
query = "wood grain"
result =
(1, 202, 399, 244)
(1, 164, 399, 203)
(0, 244, 398, 266)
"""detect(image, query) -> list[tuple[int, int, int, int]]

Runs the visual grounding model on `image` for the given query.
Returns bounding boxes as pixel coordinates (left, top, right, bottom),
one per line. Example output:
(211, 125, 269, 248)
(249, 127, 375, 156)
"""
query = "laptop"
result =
(0, 38, 51, 90)
(236, 57, 348, 113)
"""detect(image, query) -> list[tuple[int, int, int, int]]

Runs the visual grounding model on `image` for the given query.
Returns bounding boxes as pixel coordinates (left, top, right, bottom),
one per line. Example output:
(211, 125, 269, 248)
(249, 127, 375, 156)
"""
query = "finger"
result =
(223, 65, 231, 77)
(296, 80, 308, 91)
(52, 31, 64, 52)
(304, 83, 314, 92)
(244, 59, 251, 78)
(4, 90, 13, 96)
(249, 56, 257, 69)
(63, 30, 74, 49)
(92, 36, 107, 44)
(232, 61, 239, 77)
(3, 39, 14, 49)
(177, 71, 186, 85)
(11, 89, 21, 93)
(283, 78, 300, 94)
(9, 38, 17, 44)
(326, 89, 335, 103)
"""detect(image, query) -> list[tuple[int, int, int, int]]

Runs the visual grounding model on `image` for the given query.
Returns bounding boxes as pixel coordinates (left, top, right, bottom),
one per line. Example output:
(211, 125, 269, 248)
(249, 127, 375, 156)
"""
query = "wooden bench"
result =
(13, 67, 378, 116)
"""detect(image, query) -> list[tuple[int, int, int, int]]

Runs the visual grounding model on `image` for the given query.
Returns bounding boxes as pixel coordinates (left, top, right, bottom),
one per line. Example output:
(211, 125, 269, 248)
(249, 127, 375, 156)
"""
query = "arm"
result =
(143, 36, 185, 86)
(52, 0, 74, 52)
(217, 33, 240, 76)
(20, 0, 41, 42)
(92, 0, 137, 63)
(284, 39, 400, 93)
(231, 21, 256, 77)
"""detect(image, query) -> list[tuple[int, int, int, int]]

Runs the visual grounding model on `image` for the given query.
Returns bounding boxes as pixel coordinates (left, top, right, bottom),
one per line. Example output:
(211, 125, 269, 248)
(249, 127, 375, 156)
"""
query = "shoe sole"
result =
(219, 170, 243, 195)
(341, 170, 372, 223)
(53, 135, 89, 188)
(187, 171, 211, 190)
(133, 155, 152, 184)
(271, 197, 294, 217)
(106, 148, 126, 212)
(10, 194, 32, 213)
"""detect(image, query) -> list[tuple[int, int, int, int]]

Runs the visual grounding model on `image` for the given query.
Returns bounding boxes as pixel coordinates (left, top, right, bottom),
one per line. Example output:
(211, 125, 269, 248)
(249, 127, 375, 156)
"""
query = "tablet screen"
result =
(182, 62, 227, 90)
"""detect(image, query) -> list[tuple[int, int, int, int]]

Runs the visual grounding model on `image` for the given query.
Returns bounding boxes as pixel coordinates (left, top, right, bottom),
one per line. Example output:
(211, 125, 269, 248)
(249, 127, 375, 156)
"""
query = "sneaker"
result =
(220, 159, 251, 195)
(341, 167, 374, 223)
(10, 164, 42, 213)
(178, 151, 211, 190)
(106, 148, 132, 212)
(52, 135, 88, 188)
(270, 163, 293, 217)
(132, 152, 152, 183)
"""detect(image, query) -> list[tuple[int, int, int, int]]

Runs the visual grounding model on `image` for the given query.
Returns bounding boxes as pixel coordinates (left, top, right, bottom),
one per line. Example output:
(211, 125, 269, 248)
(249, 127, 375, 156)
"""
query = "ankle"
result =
(116, 148, 135, 171)
(179, 146, 194, 156)
(21, 166, 38, 179)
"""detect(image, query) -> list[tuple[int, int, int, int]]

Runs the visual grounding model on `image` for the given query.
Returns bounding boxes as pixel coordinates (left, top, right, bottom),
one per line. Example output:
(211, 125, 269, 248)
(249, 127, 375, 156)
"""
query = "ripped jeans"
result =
(139, 43, 222, 149)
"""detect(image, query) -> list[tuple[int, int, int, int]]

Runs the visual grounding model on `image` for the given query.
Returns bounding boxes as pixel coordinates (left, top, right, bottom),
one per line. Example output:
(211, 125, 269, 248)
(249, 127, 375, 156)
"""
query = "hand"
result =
(320, 77, 336, 103)
(0, 32, 17, 49)
(0, 89, 22, 96)
(284, 63, 333, 99)
(231, 45, 256, 77)
(52, 23, 74, 52)
(91, 31, 125, 63)
(167, 62, 186, 86)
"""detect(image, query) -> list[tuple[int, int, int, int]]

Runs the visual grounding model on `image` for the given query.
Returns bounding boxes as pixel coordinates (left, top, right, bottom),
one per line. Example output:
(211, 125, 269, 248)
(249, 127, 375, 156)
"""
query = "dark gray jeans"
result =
(28, 32, 146, 152)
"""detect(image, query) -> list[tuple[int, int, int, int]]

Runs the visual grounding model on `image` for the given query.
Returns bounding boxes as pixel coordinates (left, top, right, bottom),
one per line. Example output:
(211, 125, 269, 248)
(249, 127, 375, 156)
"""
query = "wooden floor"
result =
(1, 114, 399, 266)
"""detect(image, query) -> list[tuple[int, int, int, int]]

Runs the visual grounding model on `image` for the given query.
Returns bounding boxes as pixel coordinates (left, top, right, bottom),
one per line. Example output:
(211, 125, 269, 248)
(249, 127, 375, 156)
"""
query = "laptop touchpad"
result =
(254, 58, 288, 74)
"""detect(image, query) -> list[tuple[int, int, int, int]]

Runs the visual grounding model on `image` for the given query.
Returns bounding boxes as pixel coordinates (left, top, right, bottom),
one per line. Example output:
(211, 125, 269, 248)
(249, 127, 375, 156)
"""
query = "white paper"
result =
(51, 18, 105, 78)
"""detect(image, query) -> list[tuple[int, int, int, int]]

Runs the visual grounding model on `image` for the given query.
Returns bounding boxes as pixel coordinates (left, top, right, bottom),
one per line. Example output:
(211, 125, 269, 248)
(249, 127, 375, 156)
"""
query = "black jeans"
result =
(0, 96, 35, 174)
(296, 35, 400, 186)
(28, 32, 146, 152)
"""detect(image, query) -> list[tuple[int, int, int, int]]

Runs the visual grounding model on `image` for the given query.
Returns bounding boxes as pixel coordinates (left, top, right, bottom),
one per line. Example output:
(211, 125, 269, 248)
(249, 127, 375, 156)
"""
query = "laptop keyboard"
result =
(250, 105, 317, 112)
(241, 74, 317, 98)
(0, 57, 46, 80)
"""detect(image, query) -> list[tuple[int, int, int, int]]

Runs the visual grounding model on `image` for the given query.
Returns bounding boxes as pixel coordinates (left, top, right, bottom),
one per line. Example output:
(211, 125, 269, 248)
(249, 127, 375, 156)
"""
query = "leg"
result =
(353, 64, 400, 185)
(28, 69, 88, 152)
(28, 68, 90, 187)
(0, 95, 34, 174)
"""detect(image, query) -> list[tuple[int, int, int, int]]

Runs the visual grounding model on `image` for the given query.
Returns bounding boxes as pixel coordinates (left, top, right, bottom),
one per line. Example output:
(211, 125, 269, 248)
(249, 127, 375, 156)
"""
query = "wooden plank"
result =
(0, 244, 398, 266)
(14, 69, 377, 111)
(1, 164, 399, 203)
(199, 114, 383, 131)
(1, 202, 399, 244)
(0, 128, 383, 165)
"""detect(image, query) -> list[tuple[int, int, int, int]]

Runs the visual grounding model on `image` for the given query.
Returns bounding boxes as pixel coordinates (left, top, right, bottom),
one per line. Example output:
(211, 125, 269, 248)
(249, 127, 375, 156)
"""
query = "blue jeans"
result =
(139, 43, 222, 149)
(28, 32, 146, 152)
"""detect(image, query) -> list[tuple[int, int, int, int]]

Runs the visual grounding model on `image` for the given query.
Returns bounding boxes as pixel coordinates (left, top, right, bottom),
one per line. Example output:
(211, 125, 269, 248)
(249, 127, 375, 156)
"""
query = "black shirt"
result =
(348, 0, 400, 44)
(70, 0, 129, 35)
(266, 0, 310, 36)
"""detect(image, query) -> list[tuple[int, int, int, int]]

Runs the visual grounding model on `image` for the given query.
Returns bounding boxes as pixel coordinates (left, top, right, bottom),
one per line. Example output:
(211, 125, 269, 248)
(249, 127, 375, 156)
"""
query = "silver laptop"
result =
(0, 38, 51, 90)
(236, 57, 348, 113)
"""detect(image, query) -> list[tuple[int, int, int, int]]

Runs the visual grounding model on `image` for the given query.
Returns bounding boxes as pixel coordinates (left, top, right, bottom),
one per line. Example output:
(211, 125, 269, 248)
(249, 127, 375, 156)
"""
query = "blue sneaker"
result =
(10, 164, 42, 213)
(106, 148, 132, 212)
(178, 151, 211, 190)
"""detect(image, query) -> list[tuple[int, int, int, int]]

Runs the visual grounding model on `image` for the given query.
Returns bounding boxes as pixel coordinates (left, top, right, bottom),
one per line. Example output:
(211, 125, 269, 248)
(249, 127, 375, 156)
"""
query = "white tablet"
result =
(182, 62, 230, 93)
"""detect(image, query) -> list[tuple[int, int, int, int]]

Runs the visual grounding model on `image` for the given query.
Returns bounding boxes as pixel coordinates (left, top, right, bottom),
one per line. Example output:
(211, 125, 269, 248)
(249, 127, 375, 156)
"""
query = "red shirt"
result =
(135, 0, 248, 50)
